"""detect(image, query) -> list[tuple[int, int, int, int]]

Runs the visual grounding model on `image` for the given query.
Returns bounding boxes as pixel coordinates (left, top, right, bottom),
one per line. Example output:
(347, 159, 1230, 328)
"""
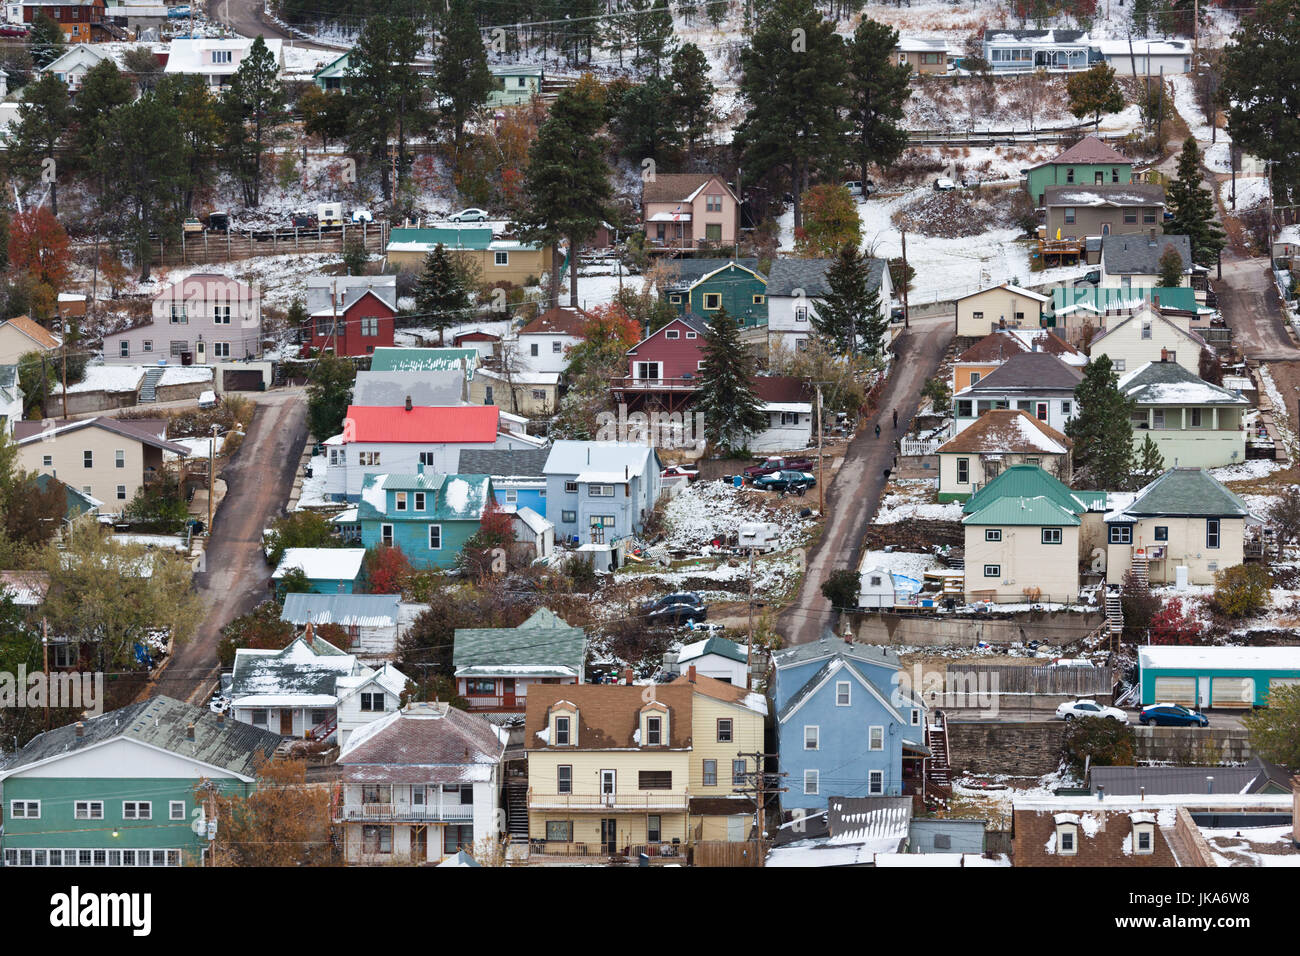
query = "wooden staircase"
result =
(1130, 551, 1149, 587)
(923, 711, 953, 808)
(505, 783, 529, 844)
(1104, 589, 1124, 638)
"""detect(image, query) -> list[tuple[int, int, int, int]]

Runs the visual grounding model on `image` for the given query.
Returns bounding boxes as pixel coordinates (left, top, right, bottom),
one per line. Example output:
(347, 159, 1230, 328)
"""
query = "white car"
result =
(1056, 699, 1128, 722)
(450, 208, 489, 222)
(197, 390, 217, 409)
(933, 178, 956, 191)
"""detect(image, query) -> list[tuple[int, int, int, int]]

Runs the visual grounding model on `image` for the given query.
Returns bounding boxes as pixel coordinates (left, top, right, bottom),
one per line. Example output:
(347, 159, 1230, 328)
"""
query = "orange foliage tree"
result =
(362, 543, 413, 595)
(8, 206, 71, 300)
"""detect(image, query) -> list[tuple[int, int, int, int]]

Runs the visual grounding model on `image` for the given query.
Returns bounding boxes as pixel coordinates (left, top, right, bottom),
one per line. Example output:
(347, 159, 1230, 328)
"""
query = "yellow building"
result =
(385, 226, 552, 288)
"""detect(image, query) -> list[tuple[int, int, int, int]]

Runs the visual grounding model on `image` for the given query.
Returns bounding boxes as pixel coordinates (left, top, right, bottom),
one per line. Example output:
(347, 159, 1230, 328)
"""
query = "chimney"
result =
(1206, 775, 1214, 794)
(1096, 785, 1104, 802)
(1152, 294, 1161, 311)
(74, 721, 85, 738)
(304, 621, 315, 641)
(843, 625, 853, 646)
(624, 667, 634, 685)
(688, 665, 697, 684)
(216, 712, 225, 730)
(1160, 348, 1169, 363)
(405, 395, 412, 412)
(186, 722, 196, 742)
(1139, 785, 1145, 802)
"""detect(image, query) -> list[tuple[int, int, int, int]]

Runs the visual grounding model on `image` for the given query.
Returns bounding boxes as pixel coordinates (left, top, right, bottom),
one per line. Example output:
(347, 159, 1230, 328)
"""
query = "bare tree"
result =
(1271, 485, 1300, 559)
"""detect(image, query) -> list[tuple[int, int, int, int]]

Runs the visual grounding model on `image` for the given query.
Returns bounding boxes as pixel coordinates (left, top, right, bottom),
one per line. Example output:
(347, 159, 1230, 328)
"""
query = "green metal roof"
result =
(368, 346, 480, 372)
(961, 464, 1105, 516)
(1050, 286, 1198, 315)
(1117, 467, 1255, 519)
(678, 636, 749, 664)
(963, 494, 1082, 526)
(387, 227, 493, 250)
(452, 607, 587, 676)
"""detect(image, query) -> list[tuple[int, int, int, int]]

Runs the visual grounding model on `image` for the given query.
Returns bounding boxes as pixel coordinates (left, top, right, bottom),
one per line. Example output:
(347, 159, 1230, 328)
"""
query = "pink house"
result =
(102, 273, 263, 365)
(641, 173, 741, 250)
(610, 314, 708, 413)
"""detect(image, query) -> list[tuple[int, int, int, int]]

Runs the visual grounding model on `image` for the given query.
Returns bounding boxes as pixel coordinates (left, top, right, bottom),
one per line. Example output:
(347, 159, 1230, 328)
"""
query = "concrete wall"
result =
(1132, 726, 1252, 765)
(851, 610, 1103, 646)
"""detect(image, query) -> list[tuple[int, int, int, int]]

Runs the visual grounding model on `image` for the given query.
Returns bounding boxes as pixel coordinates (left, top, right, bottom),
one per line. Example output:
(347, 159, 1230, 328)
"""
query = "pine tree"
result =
(1065, 355, 1137, 490)
(845, 18, 912, 183)
(812, 243, 883, 358)
(1164, 137, 1226, 267)
(8, 72, 70, 217)
(27, 13, 64, 69)
(219, 36, 286, 207)
(1157, 244, 1185, 288)
(433, 0, 493, 156)
(696, 308, 767, 453)
(415, 244, 473, 345)
(668, 43, 716, 163)
(611, 78, 680, 162)
(73, 60, 134, 210)
(107, 93, 189, 282)
(345, 17, 427, 203)
(637, 0, 676, 76)
(1066, 63, 1124, 130)
(1134, 434, 1165, 490)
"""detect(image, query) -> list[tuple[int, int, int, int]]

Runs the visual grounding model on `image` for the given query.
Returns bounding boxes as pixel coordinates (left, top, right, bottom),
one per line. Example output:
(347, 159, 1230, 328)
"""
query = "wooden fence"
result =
(74, 222, 389, 268)
(943, 663, 1114, 697)
(693, 840, 763, 867)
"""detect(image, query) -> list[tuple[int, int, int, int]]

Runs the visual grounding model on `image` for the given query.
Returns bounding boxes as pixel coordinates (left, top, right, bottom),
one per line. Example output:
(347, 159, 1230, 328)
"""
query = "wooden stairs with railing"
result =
(1104, 590, 1124, 637)
(506, 783, 529, 844)
(923, 711, 953, 809)
(1130, 551, 1149, 588)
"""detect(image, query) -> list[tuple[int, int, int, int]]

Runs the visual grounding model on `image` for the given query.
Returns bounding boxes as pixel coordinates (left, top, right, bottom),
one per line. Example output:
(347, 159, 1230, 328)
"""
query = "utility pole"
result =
(745, 548, 755, 690)
(331, 278, 340, 356)
(207, 424, 218, 532)
(815, 383, 824, 516)
(900, 230, 910, 328)
(735, 752, 785, 857)
(41, 618, 49, 731)
(1192, 0, 1199, 58)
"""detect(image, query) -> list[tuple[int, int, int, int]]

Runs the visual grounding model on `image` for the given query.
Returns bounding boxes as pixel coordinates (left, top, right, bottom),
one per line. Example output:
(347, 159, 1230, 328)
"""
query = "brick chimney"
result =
(1160, 348, 1169, 363)
(186, 722, 196, 742)
(623, 667, 634, 685)
(687, 665, 696, 684)
(216, 712, 225, 730)
(1153, 294, 1161, 312)
(405, 395, 413, 412)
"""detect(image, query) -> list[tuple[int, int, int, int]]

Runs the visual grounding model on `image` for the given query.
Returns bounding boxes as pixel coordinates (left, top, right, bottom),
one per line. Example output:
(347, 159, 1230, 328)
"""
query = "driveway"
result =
(1215, 254, 1300, 361)
(778, 315, 955, 646)
(150, 388, 309, 705)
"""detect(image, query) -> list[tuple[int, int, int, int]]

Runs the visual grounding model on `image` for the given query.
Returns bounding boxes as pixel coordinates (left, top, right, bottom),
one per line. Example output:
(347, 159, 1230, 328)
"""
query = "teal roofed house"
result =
(368, 346, 480, 374)
(452, 607, 587, 711)
(313, 49, 353, 91)
(0, 696, 283, 868)
(661, 259, 768, 328)
(961, 463, 1106, 517)
(358, 471, 494, 569)
(488, 64, 544, 106)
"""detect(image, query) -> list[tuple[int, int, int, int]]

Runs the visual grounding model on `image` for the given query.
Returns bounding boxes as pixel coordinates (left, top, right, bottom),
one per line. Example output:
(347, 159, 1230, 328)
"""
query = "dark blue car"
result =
(1139, 703, 1209, 727)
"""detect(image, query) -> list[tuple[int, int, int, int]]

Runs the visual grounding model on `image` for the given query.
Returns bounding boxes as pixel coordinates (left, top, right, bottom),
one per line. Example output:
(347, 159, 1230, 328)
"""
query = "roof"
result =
(367, 347, 480, 373)
(955, 283, 1050, 304)
(1089, 308, 1209, 352)
(344, 404, 499, 443)
(12, 416, 191, 456)
(657, 258, 760, 289)
(280, 592, 401, 629)
(827, 796, 912, 848)
(1011, 808, 1178, 866)
(985, 28, 1089, 43)
(1036, 135, 1131, 167)
(1090, 760, 1294, 797)
(956, 329, 1082, 365)
(1102, 234, 1193, 276)
(518, 306, 589, 337)
(387, 227, 541, 254)
(937, 408, 1071, 456)
(453, 607, 587, 678)
(337, 701, 505, 780)
(0, 315, 61, 351)
(677, 636, 748, 665)
(1138, 644, 1300, 671)
(963, 494, 1082, 527)
(1112, 468, 1256, 521)
(524, 684, 693, 751)
(751, 376, 813, 406)
(229, 635, 360, 704)
(771, 638, 902, 673)
(776, 655, 908, 724)
(1043, 183, 1165, 207)
(765, 257, 888, 298)
(1117, 361, 1247, 407)
(0, 696, 282, 781)
(641, 172, 738, 206)
(457, 446, 551, 479)
(0, 569, 49, 606)
(351, 369, 466, 408)
(272, 547, 366, 581)
(670, 672, 768, 716)
(164, 37, 283, 76)
(543, 440, 655, 479)
(357, 473, 493, 523)
(956, 351, 1083, 395)
(1050, 285, 1200, 316)
(962, 464, 1105, 516)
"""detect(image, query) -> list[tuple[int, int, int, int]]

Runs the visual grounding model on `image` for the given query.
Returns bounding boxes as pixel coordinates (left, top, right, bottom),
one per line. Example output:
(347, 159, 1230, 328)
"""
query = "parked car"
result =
(1051, 657, 1094, 668)
(450, 208, 489, 222)
(207, 211, 230, 231)
(1056, 699, 1128, 722)
(1075, 269, 1101, 285)
(661, 464, 700, 482)
(197, 390, 218, 409)
(643, 593, 708, 625)
(643, 592, 704, 614)
(1140, 703, 1209, 727)
(934, 178, 957, 191)
(844, 180, 875, 198)
(743, 456, 815, 478)
(752, 470, 816, 492)
(183, 217, 203, 234)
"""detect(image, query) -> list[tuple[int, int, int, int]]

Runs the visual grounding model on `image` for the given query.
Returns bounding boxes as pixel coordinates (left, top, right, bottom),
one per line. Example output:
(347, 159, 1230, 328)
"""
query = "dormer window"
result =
(554, 715, 571, 745)
(646, 716, 662, 745)
(1054, 814, 1080, 856)
(640, 701, 669, 745)
(1130, 813, 1156, 855)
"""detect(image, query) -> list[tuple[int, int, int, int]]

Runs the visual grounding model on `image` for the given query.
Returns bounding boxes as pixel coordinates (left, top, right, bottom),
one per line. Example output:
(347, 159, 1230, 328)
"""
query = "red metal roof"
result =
(345, 405, 499, 443)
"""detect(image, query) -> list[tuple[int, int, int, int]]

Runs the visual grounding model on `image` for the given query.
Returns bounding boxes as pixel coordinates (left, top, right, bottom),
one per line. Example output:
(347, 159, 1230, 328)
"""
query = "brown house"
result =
(641, 173, 740, 251)
(1043, 183, 1166, 241)
(1012, 808, 1180, 866)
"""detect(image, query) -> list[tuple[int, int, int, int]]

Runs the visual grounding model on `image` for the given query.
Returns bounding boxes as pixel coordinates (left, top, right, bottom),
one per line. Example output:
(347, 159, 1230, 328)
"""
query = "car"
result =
(1056, 699, 1128, 722)
(743, 456, 815, 478)
(450, 207, 489, 222)
(1140, 703, 1209, 727)
(183, 217, 203, 234)
(934, 178, 957, 191)
(197, 390, 218, 409)
(661, 464, 700, 482)
(643, 592, 704, 614)
(1075, 269, 1101, 286)
(1051, 657, 1094, 668)
(752, 470, 816, 492)
(644, 599, 708, 626)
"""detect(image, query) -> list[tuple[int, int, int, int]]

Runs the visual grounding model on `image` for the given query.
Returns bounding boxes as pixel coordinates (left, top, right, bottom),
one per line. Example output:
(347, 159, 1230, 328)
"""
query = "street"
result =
(1215, 254, 1300, 361)
(212, 0, 336, 50)
(778, 314, 955, 646)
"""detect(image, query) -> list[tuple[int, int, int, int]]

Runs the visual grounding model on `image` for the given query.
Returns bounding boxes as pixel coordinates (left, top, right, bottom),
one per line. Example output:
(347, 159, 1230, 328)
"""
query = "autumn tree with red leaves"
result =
(457, 499, 516, 581)
(362, 543, 413, 595)
(1149, 598, 1201, 645)
(7, 207, 70, 319)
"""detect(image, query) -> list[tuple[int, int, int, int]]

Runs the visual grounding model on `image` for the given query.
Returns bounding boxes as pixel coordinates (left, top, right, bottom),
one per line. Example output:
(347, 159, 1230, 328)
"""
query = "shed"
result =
(280, 592, 402, 659)
(674, 636, 749, 685)
(272, 548, 367, 594)
(908, 817, 988, 854)
(858, 566, 899, 609)
(1137, 645, 1300, 708)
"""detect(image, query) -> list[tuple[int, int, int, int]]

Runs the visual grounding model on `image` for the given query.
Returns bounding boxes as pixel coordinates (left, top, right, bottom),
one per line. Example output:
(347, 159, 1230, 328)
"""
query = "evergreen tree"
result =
(637, 0, 676, 76)
(1164, 137, 1226, 266)
(1134, 434, 1165, 490)
(433, 0, 493, 156)
(1066, 63, 1124, 130)
(611, 78, 680, 162)
(695, 308, 767, 453)
(845, 18, 912, 183)
(812, 243, 885, 358)
(735, 0, 850, 229)
(219, 36, 286, 207)
(27, 13, 64, 69)
(668, 43, 716, 164)
(1065, 355, 1137, 490)
(8, 72, 70, 217)
(415, 244, 473, 345)
(107, 94, 189, 281)
(72, 60, 134, 208)
(1157, 244, 1185, 288)
(299, 85, 350, 150)
(345, 17, 428, 204)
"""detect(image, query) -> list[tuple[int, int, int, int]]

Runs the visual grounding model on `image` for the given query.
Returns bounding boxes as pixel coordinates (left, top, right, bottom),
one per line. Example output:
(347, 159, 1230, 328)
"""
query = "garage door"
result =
(1153, 677, 1195, 705)
(1266, 677, 1300, 702)
(1211, 677, 1255, 709)
(223, 369, 264, 391)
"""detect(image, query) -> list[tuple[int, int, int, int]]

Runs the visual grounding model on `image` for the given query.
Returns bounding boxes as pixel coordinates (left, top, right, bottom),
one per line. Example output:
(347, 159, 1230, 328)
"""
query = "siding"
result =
(964, 523, 1081, 603)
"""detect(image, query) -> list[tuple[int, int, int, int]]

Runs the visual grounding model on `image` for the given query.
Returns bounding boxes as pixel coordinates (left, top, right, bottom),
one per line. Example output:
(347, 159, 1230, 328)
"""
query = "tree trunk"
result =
(568, 235, 579, 307)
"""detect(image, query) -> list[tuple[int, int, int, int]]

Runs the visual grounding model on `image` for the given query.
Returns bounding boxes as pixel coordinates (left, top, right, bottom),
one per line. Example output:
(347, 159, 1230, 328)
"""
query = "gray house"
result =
(542, 440, 662, 545)
(102, 273, 262, 365)
(280, 592, 403, 661)
(1100, 234, 1194, 289)
(1043, 183, 1165, 241)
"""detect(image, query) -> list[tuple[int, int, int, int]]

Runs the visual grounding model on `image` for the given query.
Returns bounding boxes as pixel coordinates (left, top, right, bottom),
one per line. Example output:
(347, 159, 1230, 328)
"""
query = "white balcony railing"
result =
(527, 791, 689, 812)
(336, 803, 475, 823)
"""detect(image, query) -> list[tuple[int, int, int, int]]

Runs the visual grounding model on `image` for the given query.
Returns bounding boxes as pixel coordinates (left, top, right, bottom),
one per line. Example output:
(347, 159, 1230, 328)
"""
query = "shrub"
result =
(1242, 685, 1300, 771)
(920, 376, 951, 414)
(820, 569, 860, 612)
(1211, 564, 1271, 619)
(218, 600, 295, 668)
(1119, 571, 1160, 643)
(1149, 597, 1200, 645)
(265, 511, 339, 566)
(1061, 716, 1135, 774)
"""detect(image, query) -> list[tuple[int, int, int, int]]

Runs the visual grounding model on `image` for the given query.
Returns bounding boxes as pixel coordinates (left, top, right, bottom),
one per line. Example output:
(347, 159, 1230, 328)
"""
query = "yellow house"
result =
(963, 495, 1083, 604)
(385, 226, 552, 288)
(955, 284, 1050, 340)
(670, 671, 767, 843)
(0, 315, 62, 366)
(524, 684, 692, 858)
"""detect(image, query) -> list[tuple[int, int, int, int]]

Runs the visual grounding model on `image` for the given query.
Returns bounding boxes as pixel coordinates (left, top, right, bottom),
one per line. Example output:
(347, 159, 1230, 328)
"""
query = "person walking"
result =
(892, 408, 898, 430)
(874, 423, 881, 439)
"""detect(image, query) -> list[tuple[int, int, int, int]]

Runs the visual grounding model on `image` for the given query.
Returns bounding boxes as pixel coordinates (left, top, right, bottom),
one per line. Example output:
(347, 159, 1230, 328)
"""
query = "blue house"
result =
(272, 548, 367, 594)
(770, 640, 927, 812)
(357, 472, 494, 569)
(457, 447, 550, 516)
(542, 441, 662, 546)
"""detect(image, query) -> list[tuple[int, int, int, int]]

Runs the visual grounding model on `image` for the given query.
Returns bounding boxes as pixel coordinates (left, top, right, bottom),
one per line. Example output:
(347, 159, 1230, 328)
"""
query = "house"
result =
(508, 505, 554, 560)
(671, 670, 767, 842)
(893, 36, 956, 74)
(488, 63, 543, 106)
(102, 273, 262, 364)
(312, 49, 351, 90)
(673, 636, 749, 686)
(963, 493, 1083, 604)
(384, 227, 550, 287)
(280, 592, 403, 660)
(452, 607, 587, 712)
(524, 683, 693, 856)
(13, 0, 106, 41)
(352, 369, 467, 408)
(357, 472, 494, 569)
(457, 447, 550, 515)
(516, 305, 587, 375)
(0, 364, 23, 434)
(661, 260, 768, 329)
(451, 329, 501, 359)
(937, 408, 1073, 502)
(543, 440, 663, 544)
(770, 639, 926, 812)
(1089, 758, 1294, 797)
(1047, 285, 1201, 346)
(1043, 183, 1165, 240)
(0, 314, 61, 365)
(164, 37, 284, 87)
(1138, 645, 1300, 709)
(39, 42, 111, 89)
(1088, 304, 1209, 376)
(983, 28, 1092, 73)
(952, 328, 1084, 395)
(765, 256, 894, 356)
(303, 289, 396, 358)
(1118, 361, 1248, 468)
(1104, 467, 1262, 586)
(750, 376, 814, 453)
(334, 701, 506, 864)
(467, 366, 563, 417)
(1024, 136, 1133, 207)
(13, 416, 189, 511)
(34, 473, 101, 529)
(952, 351, 1083, 435)
(1095, 38, 1193, 76)
(641, 172, 740, 250)
(1100, 234, 1193, 289)
(0, 696, 282, 868)
(954, 284, 1050, 339)
(857, 566, 906, 609)
(1011, 807, 1178, 866)
(228, 632, 409, 744)
(612, 313, 707, 413)
(271, 547, 367, 594)
(766, 796, 916, 866)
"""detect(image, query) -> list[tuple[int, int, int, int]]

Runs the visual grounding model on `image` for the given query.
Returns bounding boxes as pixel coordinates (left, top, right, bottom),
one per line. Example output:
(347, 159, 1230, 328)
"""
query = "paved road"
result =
(1215, 254, 1300, 361)
(150, 389, 308, 705)
(212, 0, 335, 50)
(778, 315, 955, 646)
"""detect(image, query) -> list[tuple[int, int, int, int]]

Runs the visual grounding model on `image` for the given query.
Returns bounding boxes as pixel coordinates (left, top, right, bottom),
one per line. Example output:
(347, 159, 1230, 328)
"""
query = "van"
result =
(198, 390, 218, 409)
(317, 202, 344, 226)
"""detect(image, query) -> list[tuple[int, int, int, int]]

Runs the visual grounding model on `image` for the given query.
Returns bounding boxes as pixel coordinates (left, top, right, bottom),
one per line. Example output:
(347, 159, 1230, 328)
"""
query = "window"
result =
(10, 800, 39, 819)
(170, 305, 187, 324)
(836, 681, 851, 706)
(552, 341, 562, 353)
(116, 485, 126, 501)
(123, 801, 152, 820)
(494, 251, 509, 266)
(546, 820, 572, 842)
(428, 524, 442, 550)
(1143, 209, 1157, 224)
(1141, 320, 1152, 340)
(557, 765, 572, 794)
(706, 194, 722, 211)
(564, 480, 579, 494)
(1042, 527, 1063, 545)
(804, 725, 819, 750)
(380, 524, 393, 546)
(971, 311, 984, 321)
(83, 450, 93, 468)
(395, 492, 407, 512)
(1113, 359, 1126, 372)
(702, 759, 717, 786)
(804, 769, 819, 795)
(665, 329, 679, 340)
(647, 815, 662, 843)
(984, 564, 1001, 578)
(362, 825, 392, 854)
(214, 305, 231, 324)
(733, 759, 746, 786)
(868, 771, 884, 795)
(360, 692, 385, 712)
(780, 412, 800, 426)
(1066, 168, 1075, 183)
(530, 343, 539, 357)
(703, 293, 722, 310)
(956, 458, 970, 484)
(212, 50, 232, 64)
(170, 801, 186, 821)
(912, 709, 922, 726)
(638, 771, 672, 790)
(956, 400, 973, 418)
(554, 716, 570, 745)
(360, 317, 378, 336)
(143, 339, 153, 353)
(414, 492, 425, 511)
(561, 510, 576, 523)
(119, 340, 130, 357)
(250, 709, 267, 726)
(1109, 525, 1132, 545)
(75, 801, 104, 820)
(985, 529, 1002, 542)
(418, 451, 436, 467)
(115, 449, 125, 469)
(1064, 207, 1076, 224)
(588, 484, 615, 497)
(645, 716, 662, 745)
(686, 331, 698, 339)
(1124, 209, 1138, 224)
(42, 455, 52, 467)
(358, 451, 380, 466)
(716, 718, 733, 742)
(1061, 401, 1071, 416)
(669, 294, 682, 304)
(869, 726, 884, 751)
(794, 306, 808, 323)
(466, 678, 495, 695)
(1206, 518, 1220, 549)
(1058, 826, 1076, 855)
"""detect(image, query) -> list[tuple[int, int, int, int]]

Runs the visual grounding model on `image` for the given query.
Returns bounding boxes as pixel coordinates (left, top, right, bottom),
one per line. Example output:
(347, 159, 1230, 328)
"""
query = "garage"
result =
(1211, 677, 1255, 709)
(223, 369, 265, 391)
(1266, 677, 1300, 702)
(1152, 677, 1195, 706)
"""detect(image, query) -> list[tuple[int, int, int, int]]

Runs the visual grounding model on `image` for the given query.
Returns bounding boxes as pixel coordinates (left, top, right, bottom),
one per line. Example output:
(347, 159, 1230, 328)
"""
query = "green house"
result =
(1024, 136, 1134, 207)
(358, 471, 494, 569)
(662, 260, 768, 328)
(0, 696, 282, 868)
(1138, 645, 1300, 708)
(313, 50, 353, 91)
(488, 65, 544, 107)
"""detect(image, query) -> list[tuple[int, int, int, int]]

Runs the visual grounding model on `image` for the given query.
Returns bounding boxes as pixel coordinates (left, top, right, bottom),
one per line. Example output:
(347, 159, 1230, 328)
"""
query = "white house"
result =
(674, 636, 750, 685)
(515, 305, 587, 375)
(751, 376, 815, 453)
(765, 257, 893, 355)
(40, 43, 113, 91)
(1088, 304, 1210, 376)
(164, 37, 285, 87)
(1095, 39, 1192, 76)
(952, 351, 1083, 436)
(1100, 234, 1194, 290)
(0, 364, 23, 435)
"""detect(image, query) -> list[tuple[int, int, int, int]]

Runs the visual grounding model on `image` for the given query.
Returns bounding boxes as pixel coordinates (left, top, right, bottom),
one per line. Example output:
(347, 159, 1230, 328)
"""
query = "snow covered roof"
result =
(229, 637, 362, 705)
(1137, 645, 1300, 672)
(280, 592, 400, 629)
(164, 37, 284, 77)
(1117, 361, 1248, 406)
(544, 440, 656, 479)
(453, 607, 586, 677)
(512, 505, 552, 535)
(937, 408, 1071, 456)
(272, 548, 367, 582)
(677, 636, 748, 665)
(1043, 183, 1165, 208)
(827, 795, 912, 848)
(356, 473, 493, 522)
(670, 672, 767, 716)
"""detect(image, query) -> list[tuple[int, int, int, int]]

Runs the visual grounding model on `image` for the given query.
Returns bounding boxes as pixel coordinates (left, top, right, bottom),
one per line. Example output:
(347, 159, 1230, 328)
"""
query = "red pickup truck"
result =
(743, 456, 815, 479)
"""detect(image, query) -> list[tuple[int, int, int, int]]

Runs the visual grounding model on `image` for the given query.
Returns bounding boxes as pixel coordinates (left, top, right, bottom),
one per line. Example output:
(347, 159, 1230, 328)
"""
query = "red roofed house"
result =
(611, 313, 708, 414)
(324, 403, 544, 502)
(750, 376, 814, 453)
(302, 289, 397, 358)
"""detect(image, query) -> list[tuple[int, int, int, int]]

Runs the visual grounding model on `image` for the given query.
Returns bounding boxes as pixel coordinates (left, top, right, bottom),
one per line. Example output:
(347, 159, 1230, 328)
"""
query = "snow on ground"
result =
(1210, 458, 1288, 483)
(650, 481, 816, 556)
(157, 365, 214, 387)
(1218, 176, 1271, 211)
(625, 548, 805, 603)
(1203, 826, 1300, 867)
(1258, 364, 1299, 460)
(57, 364, 144, 394)
(858, 548, 939, 582)
(874, 479, 965, 524)
(295, 454, 330, 510)
(166, 436, 225, 461)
